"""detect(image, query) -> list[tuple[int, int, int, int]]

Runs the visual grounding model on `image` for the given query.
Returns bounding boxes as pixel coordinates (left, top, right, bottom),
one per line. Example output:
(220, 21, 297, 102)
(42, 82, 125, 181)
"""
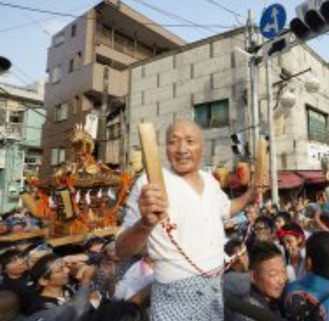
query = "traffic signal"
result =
(290, 0, 329, 42)
(231, 133, 250, 157)
(262, 32, 294, 59)
(231, 133, 243, 155)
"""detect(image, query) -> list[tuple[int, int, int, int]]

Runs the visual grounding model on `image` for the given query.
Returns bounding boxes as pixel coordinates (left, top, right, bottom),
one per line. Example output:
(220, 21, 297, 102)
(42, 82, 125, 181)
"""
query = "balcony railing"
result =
(96, 24, 152, 60)
(0, 123, 23, 140)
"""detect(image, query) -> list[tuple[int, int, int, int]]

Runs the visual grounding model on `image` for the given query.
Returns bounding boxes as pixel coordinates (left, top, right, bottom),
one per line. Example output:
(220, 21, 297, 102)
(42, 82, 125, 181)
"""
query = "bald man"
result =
(117, 119, 255, 320)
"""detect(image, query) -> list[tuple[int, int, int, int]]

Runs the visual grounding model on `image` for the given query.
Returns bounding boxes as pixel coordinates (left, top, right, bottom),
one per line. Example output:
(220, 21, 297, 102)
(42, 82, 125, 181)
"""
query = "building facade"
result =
(0, 82, 44, 212)
(127, 27, 329, 178)
(40, 0, 185, 179)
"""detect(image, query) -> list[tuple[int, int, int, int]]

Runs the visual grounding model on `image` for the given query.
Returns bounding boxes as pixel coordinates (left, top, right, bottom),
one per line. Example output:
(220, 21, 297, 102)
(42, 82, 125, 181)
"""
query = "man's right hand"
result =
(138, 183, 168, 228)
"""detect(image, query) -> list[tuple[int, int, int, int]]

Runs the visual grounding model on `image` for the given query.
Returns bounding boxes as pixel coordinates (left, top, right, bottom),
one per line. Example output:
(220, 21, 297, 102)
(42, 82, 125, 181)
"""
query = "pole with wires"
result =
(246, 10, 260, 161)
(98, 66, 109, 164)
(266, 59, 279, 205)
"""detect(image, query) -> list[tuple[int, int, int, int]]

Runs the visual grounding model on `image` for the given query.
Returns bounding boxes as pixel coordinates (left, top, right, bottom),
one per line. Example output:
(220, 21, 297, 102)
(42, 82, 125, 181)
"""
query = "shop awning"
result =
(225, 170, 325, 191)
(277, 172, 304, 189)
(295, 170, 326, 184)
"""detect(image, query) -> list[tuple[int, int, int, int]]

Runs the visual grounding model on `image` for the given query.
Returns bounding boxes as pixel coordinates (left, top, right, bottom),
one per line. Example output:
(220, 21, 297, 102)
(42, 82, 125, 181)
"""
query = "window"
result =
(76, 51, 82, 67)
(69, 59, 74, 73)
(194, 99, 229, 128)
(71, 24, 77, 37)
(54, 103, 68, 121)
(51, 65, 61, 83)
(51, 148, 66, 166)
(306, 105, 328, 143)
(68, 52, 82, 73)
(9, 110, 24, 123)
(25, 156, 39, 164)
(53, 32, 64, 46)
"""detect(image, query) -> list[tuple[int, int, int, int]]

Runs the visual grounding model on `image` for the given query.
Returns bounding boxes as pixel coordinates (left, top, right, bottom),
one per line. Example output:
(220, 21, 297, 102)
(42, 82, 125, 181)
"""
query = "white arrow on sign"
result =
(263, 7, 279, 34)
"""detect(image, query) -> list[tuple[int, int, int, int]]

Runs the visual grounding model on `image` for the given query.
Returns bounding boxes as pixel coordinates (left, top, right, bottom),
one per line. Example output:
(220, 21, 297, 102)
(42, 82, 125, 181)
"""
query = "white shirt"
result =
(121, 168, 231, 283)
(114, 259, 154, 300)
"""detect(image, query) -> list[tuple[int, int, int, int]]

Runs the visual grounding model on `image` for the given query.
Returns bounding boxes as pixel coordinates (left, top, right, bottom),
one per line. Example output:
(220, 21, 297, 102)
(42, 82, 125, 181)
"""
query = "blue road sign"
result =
(260, 4, 287, 39)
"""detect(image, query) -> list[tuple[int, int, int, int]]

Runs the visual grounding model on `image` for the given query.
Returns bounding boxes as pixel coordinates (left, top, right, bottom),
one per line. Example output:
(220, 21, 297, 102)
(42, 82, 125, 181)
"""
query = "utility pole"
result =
(98, 67, 109, 163)
(246, 10, 260, 161)
(266, 59, 279, 205)
(0, 56, 11, 212)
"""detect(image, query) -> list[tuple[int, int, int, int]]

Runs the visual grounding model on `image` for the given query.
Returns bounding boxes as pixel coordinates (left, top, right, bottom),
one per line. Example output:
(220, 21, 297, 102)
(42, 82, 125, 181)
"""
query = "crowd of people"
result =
(0, 208, 44, 236)
(223, 197, 329, 320)
(0, 231, 152, 321)
(1, 195, 329, 320)
(1, 119, 329, 320)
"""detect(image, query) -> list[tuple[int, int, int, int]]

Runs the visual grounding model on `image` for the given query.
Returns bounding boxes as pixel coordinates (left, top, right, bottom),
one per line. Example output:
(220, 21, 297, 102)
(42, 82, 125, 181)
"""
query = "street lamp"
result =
(280, 90, 297, 108)
(0, 57, 11, 75)
(304, 76, 320, 93)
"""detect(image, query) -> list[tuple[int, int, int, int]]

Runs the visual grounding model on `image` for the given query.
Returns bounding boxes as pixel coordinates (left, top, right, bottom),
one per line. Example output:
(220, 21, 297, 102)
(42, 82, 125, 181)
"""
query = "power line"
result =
(202, 0, 245, 22)
(127, 0, 217, 35)
(0, 17, 58, 33)
(23, 13, 53, 37)
(0, 21, 241, 33)
(0, 1, 99, 33)
(9, 71, 31, 87)
(0, 1, 78, 18)
(0, 0, 233, 34)
(12, 64, 39, 84)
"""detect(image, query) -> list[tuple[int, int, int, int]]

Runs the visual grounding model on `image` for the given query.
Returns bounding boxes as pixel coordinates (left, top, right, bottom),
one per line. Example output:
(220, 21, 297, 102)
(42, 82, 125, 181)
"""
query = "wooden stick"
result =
(254, 139, 268, 191)
(138, 123, 166, 198)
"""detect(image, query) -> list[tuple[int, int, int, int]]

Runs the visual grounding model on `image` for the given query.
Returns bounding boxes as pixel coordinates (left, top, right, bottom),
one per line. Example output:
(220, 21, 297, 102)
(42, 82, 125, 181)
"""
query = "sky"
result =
(0, 0, 328, 87)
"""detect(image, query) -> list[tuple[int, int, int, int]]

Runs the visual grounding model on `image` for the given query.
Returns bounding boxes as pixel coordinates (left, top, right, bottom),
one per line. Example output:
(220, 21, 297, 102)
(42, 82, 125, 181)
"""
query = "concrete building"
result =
(40, 0, 185, 179)
(0, 82, 44, 212)
(127, 27, 329, 187)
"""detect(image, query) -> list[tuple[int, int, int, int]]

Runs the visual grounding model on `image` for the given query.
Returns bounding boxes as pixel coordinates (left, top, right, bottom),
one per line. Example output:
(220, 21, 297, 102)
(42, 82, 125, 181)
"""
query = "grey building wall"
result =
(128, 28, 329, 172)
(128, 29, 249, 169)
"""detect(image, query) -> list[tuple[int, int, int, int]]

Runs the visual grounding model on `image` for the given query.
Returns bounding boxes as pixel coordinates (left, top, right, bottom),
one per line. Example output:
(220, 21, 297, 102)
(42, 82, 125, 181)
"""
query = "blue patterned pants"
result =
(150, 274, 224, 321)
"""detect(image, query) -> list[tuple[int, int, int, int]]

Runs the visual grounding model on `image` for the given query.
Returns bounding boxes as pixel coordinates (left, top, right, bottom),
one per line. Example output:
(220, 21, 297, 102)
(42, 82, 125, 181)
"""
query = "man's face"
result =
(251, 256, 287, 301)
(166, 122, 203, 176)
(46, 260, 69, 287)
(282, 234, 301, 249)
(254, 222, 273, 242)
(275, 217, 285, 231)
(5, 256, 27, 278)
